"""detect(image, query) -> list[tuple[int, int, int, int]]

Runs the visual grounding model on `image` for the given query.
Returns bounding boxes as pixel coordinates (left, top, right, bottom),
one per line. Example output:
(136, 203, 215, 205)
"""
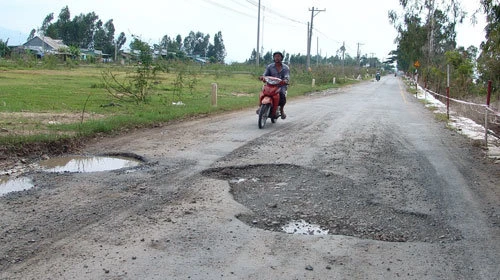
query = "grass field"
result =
(0, 63, 355, 148)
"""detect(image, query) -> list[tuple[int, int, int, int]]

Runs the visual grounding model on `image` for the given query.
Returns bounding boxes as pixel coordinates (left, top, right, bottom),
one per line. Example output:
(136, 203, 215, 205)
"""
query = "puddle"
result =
(0, 176, 34, 196)
(282, 220, 330, 235)
(38, 155, 142, 173)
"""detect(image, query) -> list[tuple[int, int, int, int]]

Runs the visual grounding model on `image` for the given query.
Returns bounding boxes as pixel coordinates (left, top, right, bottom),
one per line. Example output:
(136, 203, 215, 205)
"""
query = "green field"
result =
(0, 63, 357, 149)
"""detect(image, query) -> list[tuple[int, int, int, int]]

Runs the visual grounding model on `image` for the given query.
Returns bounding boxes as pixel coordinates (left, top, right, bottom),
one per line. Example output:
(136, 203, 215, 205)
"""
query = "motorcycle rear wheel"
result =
(258, 104, 271, 129)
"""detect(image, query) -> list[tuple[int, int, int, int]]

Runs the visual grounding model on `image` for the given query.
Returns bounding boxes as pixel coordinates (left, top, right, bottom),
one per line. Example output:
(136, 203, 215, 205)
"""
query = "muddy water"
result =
(0, 176, 34, 196)
(282, 220, 329, 235)
(38, 155, 141, 173)
(0, 156, 142, 196)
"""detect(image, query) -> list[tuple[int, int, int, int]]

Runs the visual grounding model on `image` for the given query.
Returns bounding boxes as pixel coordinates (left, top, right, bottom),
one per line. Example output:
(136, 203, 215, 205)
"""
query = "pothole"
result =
(0, 176, 34, 196)
(37, 153, 143, 173)
(201, 164, 462, 242)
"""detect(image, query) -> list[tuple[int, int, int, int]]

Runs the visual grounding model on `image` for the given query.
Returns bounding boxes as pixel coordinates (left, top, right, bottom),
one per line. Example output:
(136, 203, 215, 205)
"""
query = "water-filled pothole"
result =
(38, 154, 143, 173)
(282, 220, 329, 235)
(0, 176, 34, 196)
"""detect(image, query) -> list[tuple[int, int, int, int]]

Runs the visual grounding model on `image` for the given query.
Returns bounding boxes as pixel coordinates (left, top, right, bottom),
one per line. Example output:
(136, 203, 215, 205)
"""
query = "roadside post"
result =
(446, 64, 450, 120)
(211, 83, 218, 106)
(414, 60, 420, 97)
(485, 80, 492, 144)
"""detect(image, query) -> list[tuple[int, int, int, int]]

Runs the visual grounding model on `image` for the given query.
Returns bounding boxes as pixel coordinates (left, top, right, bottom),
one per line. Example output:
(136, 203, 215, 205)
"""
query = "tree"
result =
(94, 19, 115, 56)
(211, 31, 226, 63)
(183, 31, 209, 57)
(39, 13, 54, 36)
(27, 29, 36, 41)
(388, 13, 427, 72)
(102, 37, 157, 103)
(114, 32, 127, 59)
(247, 48, 261, 64)
(37, 6, 121, 59)
(0, 39, 10, 58)
(389, 0, 465, 72)
(477, 0, 500, 92)
(445, 47, 475, 95)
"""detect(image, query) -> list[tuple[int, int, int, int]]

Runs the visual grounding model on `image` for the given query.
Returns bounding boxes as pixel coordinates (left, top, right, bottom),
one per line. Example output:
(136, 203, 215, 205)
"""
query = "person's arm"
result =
(282, 66, 290, 83)
(260, 64, 271, 81)
(262, 64, 271, 77)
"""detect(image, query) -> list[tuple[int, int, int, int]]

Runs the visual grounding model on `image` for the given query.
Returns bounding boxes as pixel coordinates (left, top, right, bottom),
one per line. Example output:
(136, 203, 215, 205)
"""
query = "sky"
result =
(0, 0, 487, 63)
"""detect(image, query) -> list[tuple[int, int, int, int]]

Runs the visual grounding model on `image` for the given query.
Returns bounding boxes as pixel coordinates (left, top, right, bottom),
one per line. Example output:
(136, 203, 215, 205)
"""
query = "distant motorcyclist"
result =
(259, 51, 290, 119)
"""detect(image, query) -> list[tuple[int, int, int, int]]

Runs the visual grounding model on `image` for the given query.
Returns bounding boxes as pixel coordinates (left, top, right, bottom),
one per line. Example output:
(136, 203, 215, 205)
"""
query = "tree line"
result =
(388, 0, 499, 98)
(8, 6, 227, 64)
(246, 49, 385, 70)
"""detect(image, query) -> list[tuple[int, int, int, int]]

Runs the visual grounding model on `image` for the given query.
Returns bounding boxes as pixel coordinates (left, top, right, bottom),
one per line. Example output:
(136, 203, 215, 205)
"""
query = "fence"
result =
(406, 76, 500, 148)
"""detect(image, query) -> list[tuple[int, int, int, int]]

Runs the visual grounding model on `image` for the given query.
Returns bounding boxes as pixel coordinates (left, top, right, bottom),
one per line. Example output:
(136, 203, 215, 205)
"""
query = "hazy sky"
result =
(0, 0, 486, 63)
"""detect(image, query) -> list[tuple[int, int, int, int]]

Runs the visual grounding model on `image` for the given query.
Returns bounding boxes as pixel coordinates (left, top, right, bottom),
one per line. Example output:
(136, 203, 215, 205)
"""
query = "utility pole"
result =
(306, 7, 325, 70)
(256, 0, 261, 67)
(427, 0, 435, 66)
(356, 42, 364, 68)
(342, 41, 345, 79)
(316, 37, 319, 66)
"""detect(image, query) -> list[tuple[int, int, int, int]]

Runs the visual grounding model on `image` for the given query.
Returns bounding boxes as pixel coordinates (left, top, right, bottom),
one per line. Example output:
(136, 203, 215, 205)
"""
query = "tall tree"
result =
(209, 31, 226, 63)
(38, 6, 120, 58)
(389, 0, 465, 72)
(183, 31, 209, 57)
(27, 29, 36, 41)
(388, 13, 427, 71)
(0, 39, 10, 57)
(94, 19, 115, 55)
(477, 0, 500, 90)
(39, 13, 54, 36)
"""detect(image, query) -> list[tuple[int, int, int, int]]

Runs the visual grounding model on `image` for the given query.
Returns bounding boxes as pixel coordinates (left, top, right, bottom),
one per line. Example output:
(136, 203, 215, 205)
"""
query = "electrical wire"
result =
(198, 0, 256, 18)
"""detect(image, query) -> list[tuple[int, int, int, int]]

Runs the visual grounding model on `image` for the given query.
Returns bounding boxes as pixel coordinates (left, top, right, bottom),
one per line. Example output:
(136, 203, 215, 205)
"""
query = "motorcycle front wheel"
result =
(258, 104, 271, 129)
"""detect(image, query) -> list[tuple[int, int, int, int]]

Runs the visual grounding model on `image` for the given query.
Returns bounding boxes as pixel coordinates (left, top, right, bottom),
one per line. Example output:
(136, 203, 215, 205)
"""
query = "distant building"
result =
(80, 48, 111, 62)
(22, 36, 68, 57)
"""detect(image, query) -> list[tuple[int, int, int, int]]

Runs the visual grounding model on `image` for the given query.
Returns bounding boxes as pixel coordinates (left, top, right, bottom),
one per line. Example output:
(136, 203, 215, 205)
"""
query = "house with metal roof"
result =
(22, 36, 68, 57)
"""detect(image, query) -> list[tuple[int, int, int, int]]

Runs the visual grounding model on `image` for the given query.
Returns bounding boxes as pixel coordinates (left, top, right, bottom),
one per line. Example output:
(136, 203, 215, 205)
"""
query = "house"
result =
(22, 36, 68, 57)
(80, 48, 111, 62)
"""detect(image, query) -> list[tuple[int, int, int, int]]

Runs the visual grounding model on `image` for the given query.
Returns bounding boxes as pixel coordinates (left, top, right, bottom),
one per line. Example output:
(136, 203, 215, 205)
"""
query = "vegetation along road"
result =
(1, 76, 499, 279)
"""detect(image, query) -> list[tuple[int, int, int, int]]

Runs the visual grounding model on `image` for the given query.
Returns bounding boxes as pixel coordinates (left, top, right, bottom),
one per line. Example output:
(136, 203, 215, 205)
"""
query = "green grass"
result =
(0, 63, 357, 146)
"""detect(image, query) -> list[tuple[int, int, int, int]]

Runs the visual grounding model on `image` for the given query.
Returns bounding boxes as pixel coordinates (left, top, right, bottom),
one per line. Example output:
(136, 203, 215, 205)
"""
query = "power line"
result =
(198, 0, 255, 18)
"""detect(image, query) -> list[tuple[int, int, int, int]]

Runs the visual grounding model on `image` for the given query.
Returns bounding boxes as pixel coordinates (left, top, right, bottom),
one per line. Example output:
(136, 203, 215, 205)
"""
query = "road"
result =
(1, 76, 499, 279)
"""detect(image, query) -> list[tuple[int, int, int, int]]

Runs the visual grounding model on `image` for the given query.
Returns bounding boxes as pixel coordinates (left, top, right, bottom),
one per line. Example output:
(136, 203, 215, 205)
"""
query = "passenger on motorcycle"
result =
(259, 51, 290, 119)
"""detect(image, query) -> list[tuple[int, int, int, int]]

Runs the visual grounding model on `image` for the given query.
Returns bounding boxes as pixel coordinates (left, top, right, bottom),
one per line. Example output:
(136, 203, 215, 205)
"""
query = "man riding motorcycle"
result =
(259, 51, 290, 119)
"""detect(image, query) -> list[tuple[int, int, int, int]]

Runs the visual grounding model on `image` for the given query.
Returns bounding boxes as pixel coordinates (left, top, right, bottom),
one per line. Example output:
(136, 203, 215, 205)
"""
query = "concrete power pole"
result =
(357, 42, 364, 68)
(256, 0, 261, 67)
(306, 7, 325, 70)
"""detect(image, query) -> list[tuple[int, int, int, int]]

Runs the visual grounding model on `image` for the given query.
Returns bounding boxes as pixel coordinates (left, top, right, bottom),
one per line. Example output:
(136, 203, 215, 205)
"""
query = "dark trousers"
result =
(279, 92, 286, 107)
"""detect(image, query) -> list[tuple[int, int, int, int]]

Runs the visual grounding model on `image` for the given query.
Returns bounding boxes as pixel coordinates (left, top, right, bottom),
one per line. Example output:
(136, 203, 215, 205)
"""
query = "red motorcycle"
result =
(257, 76, 285, 129)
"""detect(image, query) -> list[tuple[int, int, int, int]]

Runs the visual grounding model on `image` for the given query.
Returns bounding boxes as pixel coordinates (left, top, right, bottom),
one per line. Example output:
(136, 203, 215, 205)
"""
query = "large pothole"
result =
(201, 164, 462, 242)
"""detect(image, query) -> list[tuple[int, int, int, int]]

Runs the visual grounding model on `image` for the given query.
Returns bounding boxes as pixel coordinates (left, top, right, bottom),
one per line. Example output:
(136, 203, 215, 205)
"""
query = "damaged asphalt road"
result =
(1, 77, 499, 279)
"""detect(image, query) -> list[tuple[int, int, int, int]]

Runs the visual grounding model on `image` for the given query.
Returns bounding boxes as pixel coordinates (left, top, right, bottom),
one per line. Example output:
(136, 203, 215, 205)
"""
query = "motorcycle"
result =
(376, 72, 381, 81)
(257, 76, 285, 129)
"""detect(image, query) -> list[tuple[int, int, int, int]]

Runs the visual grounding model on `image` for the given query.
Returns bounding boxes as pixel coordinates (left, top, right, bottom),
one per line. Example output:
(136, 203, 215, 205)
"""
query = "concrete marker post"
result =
(211, 83, 218, 107)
